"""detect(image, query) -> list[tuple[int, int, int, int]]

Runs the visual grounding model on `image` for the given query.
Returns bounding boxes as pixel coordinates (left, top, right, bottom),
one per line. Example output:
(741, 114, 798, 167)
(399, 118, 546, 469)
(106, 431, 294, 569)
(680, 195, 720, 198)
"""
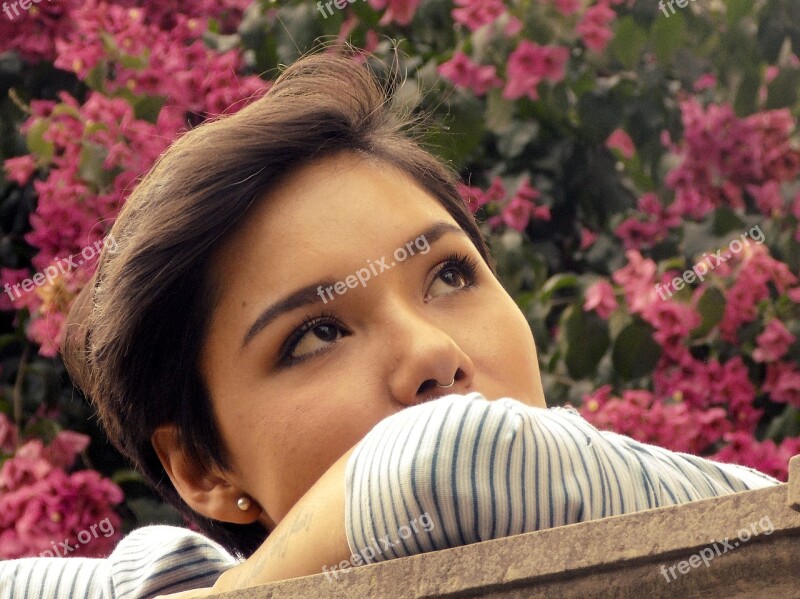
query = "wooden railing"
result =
(213, 455, 800, 598)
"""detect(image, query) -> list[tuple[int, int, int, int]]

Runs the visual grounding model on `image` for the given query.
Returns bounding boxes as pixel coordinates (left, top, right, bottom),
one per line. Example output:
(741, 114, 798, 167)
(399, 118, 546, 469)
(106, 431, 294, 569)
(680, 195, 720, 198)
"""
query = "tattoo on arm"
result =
(242, 506, 314, 584)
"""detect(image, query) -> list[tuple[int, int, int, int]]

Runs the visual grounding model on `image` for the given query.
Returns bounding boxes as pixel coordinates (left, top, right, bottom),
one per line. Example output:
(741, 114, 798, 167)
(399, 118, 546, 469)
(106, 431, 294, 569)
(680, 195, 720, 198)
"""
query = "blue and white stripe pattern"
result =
(0, 526, 237, 598)
(344, 392, 778, 563)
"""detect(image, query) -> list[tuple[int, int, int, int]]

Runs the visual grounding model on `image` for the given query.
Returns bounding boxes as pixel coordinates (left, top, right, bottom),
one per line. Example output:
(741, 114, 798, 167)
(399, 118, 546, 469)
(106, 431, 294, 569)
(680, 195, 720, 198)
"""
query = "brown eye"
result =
(427, 253, 479, 299)
(282, 313, 348, 364)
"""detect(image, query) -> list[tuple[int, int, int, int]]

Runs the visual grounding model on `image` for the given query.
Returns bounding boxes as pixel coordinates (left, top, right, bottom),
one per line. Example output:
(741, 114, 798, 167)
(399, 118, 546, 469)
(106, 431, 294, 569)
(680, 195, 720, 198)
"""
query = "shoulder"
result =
(0, 525, 237, 599)
(108, 525, 238, 598)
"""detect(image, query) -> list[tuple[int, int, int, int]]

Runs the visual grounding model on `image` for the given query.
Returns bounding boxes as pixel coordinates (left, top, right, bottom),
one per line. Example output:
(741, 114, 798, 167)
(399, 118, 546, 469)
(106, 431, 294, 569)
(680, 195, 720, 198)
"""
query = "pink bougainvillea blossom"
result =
(583, 280, 618, 319)
(712, 432, 800, 482)
(576, 2, 616, 52)
(605, 128, 635, 159)
(753, 319, 796, 363)
(457, 176, 507, 214)
(611, 250, 658, 313)
(503, 41, 570, 101)
(438, 52, 502, 96)
(581, 386, 731, 455)
(451, 0, 506, 31)
(0, 423, 123, 559)
(368, 0, 421, 25)
(551, 0, 582, 16)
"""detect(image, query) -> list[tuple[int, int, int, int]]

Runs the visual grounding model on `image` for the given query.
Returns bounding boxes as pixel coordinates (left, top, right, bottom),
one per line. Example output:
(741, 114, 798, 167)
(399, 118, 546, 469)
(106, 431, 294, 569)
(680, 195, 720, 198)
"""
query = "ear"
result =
(151, 425, 260, 525)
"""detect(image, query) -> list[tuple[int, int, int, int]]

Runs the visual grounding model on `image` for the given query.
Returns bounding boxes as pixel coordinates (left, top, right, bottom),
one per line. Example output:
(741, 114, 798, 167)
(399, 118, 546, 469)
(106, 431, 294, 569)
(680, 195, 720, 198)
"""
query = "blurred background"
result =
(1, 0, 799, 559)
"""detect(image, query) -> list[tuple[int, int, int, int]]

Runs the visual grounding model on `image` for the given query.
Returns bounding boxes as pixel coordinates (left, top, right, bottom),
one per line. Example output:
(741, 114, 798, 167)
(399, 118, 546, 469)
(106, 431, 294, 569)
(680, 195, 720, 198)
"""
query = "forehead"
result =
(210, 153, 456, 286)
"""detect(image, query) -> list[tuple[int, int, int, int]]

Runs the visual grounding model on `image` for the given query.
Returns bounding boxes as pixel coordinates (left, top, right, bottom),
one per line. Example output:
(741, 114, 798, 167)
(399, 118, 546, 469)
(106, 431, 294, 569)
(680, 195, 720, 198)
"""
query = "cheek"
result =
(248, 397, 387, 522)
(470, 289, 539, 381)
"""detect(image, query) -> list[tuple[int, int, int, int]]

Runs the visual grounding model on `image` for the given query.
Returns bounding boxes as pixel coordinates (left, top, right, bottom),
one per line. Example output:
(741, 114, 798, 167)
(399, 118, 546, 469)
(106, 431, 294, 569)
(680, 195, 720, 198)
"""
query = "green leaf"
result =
(540, 273, 580, 302)
(651, 10, 686, 64)
(562, 304, 610, 379)
(118, 52, 149, 70)
(131, 94, 167, 123)
(726, 0, 755, 25)
(765, 69, 800, 110)
(611, 17, 647, 70)
(764, 405, 800, 442)
(734, 67, 761, 116)
(78, 141, 112, 189)
(712, 206, 746, 236)
(25, 119, 54, 163)
(612, 320, 661, 380)
(692, 287, 726, 339)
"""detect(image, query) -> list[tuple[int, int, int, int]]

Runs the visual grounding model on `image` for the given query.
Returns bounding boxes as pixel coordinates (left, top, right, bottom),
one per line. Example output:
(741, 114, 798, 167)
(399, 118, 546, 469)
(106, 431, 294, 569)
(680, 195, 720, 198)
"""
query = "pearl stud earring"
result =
(237, 496, 252, 511)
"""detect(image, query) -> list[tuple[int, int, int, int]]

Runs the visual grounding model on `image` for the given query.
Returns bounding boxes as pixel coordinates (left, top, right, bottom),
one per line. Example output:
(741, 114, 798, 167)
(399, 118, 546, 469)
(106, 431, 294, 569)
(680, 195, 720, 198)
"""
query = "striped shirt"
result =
(1, 393, 779, 596)
(0, 526, 237, 598)
(344, 392, 778, 563)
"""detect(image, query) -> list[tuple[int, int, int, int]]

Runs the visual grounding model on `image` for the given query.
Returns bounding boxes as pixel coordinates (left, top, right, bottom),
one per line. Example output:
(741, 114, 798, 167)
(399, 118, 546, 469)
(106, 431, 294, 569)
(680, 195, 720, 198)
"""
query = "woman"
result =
(0, 51, 777, 598)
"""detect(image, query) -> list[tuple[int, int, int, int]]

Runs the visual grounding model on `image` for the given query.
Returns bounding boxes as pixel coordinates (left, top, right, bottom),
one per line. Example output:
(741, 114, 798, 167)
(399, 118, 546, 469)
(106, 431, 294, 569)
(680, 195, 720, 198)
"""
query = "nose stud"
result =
(436, 378, 455, 388)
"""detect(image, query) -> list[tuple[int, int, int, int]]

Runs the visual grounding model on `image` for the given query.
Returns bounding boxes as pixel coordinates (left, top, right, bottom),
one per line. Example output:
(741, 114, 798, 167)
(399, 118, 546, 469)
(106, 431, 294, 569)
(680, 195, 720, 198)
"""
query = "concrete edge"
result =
(213, 476, 800, 598)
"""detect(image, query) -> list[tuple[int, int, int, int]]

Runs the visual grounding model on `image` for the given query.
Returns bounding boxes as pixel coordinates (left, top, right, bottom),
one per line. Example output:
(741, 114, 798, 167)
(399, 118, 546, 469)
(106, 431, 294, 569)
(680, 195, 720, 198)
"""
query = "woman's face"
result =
(200, 152, 545, 529)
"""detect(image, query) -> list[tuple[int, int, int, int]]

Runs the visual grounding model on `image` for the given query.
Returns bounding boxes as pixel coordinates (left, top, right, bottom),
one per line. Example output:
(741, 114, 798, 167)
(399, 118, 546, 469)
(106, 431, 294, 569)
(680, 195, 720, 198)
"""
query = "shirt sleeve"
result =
(0, 525, 238, 599)
(344, 392, 779, 564)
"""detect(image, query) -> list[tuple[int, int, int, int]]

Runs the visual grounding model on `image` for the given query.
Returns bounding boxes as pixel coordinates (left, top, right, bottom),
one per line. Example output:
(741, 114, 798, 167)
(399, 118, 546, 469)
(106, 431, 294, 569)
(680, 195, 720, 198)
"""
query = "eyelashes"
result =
(431, 252, 479, 291)
(278, 252, 480, 366)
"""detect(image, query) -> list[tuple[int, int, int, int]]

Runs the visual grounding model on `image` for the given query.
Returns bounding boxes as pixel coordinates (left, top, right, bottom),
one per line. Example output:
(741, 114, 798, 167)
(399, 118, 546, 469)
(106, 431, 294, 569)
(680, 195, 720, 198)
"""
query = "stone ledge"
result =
(213, 457, 800, 598)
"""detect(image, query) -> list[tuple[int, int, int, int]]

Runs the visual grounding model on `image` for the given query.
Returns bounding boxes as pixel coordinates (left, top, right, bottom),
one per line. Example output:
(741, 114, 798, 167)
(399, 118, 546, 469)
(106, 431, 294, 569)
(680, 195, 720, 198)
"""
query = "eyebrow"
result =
(240, 221, 468, 351)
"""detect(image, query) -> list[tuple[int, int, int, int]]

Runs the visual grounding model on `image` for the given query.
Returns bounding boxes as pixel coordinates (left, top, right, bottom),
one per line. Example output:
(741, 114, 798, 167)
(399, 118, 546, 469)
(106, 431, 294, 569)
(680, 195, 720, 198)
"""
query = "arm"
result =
(344, 393, 780, 563)
(205, 446, 356, 593)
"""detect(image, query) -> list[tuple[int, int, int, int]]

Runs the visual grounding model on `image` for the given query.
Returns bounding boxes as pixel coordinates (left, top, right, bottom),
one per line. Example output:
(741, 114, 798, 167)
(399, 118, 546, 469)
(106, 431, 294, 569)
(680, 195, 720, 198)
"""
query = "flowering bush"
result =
(0, 0, 798, 556)
(0, 414, 123, 558)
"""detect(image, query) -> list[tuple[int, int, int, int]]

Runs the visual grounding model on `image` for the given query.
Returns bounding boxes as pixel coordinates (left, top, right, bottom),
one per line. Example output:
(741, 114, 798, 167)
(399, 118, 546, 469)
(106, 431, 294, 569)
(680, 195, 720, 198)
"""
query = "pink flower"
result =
(457, 176, 507, 213)
(0, 428, 124, 559)
(712, 432, 799, 481)
(503, 41, 570, 101)
(498, 179, 550, 231)
(501, 197, 538, 232)
(552, 0, 582, 16)
(0, 414, 18, 455)
(606, 128, 635, 159)
(368, 0, 421, 25)
(451, 0, 506, 31)
(615, 193, 680, 251)
(581, 387, 730, 454)
(44, 431, 90, 469)
(438, 52, 502, 96)
(0, 268, 30, 312)
(580, 228, 598, 250)
(746, 181, 784, 216)
(753, 320, 796, 363)
(641, 300, 701, 359)
(712, 357, 760, 432)
(3, 155, 37, 185)
(611, 250, 658, 313)
(583, 280, 618, 319)
(0, 440, 52, 491)
(693, 73, 717, 91)
(763, 363, 800, 407)
(576, 2, 616, 52)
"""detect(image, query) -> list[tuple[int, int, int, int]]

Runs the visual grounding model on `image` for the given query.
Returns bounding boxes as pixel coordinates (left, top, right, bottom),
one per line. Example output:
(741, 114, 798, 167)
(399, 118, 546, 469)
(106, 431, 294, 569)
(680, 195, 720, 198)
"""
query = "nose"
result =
(385, 309, 475, 407)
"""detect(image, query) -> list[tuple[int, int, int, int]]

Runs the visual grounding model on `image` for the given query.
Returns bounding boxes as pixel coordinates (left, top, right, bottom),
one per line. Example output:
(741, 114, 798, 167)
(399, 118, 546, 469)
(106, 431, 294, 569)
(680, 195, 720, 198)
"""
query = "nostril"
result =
(417, 379, 438, 395)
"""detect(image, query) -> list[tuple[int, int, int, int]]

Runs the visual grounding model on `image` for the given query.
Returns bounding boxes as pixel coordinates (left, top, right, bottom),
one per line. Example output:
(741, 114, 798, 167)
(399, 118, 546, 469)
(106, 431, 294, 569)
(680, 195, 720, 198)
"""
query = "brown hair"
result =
(62, 50, 492, 558)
